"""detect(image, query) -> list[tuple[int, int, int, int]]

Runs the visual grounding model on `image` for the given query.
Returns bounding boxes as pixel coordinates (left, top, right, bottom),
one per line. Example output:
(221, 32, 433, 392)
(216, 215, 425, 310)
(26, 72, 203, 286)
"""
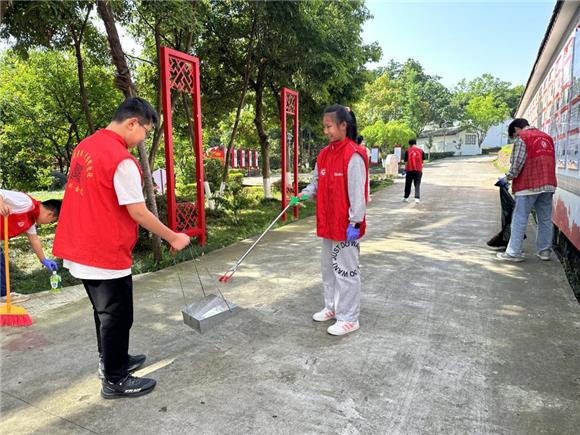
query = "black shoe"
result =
(98, 354, 147, 380)
(101, 374, 156, 399)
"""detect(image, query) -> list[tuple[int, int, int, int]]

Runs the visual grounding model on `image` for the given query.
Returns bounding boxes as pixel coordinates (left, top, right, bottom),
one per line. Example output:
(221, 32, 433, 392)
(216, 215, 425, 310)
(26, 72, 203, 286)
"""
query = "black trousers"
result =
(404, 171, 423, 199)
(83, 275, 133, 382)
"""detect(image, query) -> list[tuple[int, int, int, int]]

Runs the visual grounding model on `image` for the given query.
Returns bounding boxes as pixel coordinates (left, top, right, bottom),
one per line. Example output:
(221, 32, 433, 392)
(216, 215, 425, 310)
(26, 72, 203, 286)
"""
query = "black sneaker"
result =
(98, 354, 147, 380)
(101, 374, 156, 399)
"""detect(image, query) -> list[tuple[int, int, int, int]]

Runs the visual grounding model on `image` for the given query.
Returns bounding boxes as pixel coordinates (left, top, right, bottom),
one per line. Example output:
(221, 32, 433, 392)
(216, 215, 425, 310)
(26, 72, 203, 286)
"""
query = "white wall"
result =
(481, 119, 512, 148)
(417, 131, 481, 156)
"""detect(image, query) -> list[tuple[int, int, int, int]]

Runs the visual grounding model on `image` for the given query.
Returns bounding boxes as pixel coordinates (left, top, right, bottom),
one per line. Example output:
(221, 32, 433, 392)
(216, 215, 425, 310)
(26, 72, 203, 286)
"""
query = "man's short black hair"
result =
(112, 97, 159, 126)
(409, 139, 417, 145)
(508, 118, 529, 139)
(42, 199, 62, 218)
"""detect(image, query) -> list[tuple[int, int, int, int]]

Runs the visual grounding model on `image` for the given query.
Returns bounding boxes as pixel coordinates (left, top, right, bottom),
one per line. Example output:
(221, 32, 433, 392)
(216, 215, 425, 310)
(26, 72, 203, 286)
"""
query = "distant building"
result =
(416, 126, 481, 156)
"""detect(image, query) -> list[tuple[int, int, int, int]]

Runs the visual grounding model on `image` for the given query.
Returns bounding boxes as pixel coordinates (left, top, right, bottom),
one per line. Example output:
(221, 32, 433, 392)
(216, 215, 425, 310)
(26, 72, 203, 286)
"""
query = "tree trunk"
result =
(253, 66, 271, 198)
(96, 0, 136, 98)
(97, 0, 162, 263)
(222, 11, 258, 184)
(73, 39, 94, 133)
(71, 5, 95, 133)
(149, 22, 164, 170)
(0, 0, 12, 24)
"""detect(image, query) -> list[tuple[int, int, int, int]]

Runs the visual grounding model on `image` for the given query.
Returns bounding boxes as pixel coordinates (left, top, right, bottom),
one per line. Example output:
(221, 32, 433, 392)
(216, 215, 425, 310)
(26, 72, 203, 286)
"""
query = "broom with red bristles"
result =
(0, 215, 33, 327)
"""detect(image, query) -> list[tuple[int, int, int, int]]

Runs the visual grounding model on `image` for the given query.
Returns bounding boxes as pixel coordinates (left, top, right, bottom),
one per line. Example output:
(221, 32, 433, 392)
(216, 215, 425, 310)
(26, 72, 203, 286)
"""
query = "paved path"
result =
(1, 156, 579, 434)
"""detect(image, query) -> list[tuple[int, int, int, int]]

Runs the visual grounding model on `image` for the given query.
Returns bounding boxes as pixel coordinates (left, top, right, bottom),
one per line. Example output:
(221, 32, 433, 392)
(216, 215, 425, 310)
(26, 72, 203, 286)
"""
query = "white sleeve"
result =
(300, 164, 319, 198)
(113, 159, 145, 205)
(0, 189, 34, 213)
(347, 153, 367, 224)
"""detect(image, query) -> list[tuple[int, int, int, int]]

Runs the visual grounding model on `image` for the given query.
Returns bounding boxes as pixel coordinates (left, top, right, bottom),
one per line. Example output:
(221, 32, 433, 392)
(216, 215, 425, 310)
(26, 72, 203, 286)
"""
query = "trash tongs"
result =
(218, 194, 308, 282)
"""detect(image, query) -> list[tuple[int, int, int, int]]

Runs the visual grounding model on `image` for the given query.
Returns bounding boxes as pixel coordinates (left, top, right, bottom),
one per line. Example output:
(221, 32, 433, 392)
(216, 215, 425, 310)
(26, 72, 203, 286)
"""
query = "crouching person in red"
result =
(53, 97, 190, 399)
(298, 104, 368, 336)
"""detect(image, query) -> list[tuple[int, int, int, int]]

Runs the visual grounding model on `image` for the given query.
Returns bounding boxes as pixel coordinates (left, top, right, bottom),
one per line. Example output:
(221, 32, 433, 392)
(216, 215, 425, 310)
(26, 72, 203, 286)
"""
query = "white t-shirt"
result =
(0, 189, 37, 235)
(63, 159, 145, 280)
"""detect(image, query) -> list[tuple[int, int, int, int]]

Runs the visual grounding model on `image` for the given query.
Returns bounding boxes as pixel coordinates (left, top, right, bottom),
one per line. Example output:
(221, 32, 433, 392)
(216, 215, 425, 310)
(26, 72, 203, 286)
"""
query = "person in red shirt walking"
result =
(403, 139, 427, 203)
(53, 97, 190, 399)
(0, 190, 61, 303)
(298, 105, 368, 336)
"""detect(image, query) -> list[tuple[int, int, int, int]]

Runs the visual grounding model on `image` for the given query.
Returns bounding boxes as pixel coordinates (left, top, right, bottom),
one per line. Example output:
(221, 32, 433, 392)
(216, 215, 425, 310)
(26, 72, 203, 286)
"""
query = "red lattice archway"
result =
(280, 87, 299, 222)
(160, 46, 206, 245)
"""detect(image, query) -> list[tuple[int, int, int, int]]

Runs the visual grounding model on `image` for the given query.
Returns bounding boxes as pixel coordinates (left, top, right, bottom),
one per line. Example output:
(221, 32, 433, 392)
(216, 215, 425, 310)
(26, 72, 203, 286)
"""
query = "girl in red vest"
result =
(298, 105, 368, 336)
(0, 189, 61, 302)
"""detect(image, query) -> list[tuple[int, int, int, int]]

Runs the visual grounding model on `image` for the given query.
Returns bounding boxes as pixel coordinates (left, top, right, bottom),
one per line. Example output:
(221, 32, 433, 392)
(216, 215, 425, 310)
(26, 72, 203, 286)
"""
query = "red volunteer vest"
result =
(53, 129, 142, 269)
(0, 194, 40, 240)
(316, 138, 368, 241)
(512, 128, 557, 193)
(405, 146, 423, 172)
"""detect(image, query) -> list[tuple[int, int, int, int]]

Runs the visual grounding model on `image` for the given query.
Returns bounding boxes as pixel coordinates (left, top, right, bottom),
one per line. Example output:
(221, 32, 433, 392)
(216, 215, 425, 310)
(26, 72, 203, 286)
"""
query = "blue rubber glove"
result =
(41, 258, 58, 272)
(346, 224, 360, 241)
(496, 177, 508, 188)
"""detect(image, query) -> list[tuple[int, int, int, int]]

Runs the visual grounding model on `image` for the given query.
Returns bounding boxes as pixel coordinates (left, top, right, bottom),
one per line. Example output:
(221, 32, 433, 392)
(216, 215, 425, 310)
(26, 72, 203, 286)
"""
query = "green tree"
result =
(205, 0, 380, 198)
(355, 58, 451, 134)
(465, 95, 510, 145)
(361, 120, 414, 154)
(452, 73, 523, 118)
(1, 0, 109, 133)
(0, 49, 118, 189)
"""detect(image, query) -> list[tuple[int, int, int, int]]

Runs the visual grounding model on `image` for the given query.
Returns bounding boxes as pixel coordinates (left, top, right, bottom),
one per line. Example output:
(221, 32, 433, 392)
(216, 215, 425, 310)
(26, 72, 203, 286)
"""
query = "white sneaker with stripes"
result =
(312, 308, 335, 322)
(327, 320, 360, 336)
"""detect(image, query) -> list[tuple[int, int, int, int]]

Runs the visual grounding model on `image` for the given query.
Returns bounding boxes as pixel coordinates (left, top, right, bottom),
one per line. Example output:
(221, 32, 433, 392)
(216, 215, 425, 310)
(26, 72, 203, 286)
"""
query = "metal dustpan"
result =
(175, 248, 238, 333)
(182, 294, 238, 333)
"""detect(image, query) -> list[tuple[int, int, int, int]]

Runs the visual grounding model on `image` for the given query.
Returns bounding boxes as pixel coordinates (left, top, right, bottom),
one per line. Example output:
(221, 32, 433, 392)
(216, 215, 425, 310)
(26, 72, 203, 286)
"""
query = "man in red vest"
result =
(53, 97, 190, 399)
(403, 139, 427, 203)
(0, 190, 61, 303)
(497, 118, 557, 262)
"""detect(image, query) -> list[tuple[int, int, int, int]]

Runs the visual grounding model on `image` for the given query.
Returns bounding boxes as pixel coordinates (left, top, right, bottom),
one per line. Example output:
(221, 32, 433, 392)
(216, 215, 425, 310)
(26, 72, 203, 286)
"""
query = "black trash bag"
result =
(487, 179, 515, 248)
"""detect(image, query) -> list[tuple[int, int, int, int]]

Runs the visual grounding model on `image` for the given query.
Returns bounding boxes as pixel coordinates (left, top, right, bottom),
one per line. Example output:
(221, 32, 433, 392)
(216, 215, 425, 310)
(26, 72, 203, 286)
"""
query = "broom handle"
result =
(3, 216, 10, 307)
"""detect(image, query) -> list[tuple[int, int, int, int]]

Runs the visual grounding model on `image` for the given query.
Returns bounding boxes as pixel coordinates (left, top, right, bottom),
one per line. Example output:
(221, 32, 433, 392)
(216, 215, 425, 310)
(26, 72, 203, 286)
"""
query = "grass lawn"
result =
(7, 177, 393, 294)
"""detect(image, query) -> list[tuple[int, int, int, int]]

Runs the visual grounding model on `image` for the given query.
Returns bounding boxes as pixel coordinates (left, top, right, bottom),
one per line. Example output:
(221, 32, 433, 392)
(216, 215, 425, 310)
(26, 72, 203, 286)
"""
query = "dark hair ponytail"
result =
(323, 104, 358, 142)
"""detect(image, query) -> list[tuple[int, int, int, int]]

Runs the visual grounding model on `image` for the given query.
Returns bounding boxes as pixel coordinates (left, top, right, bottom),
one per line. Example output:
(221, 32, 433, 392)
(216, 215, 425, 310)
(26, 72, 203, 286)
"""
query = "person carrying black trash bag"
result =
(486, 177, 515, 250)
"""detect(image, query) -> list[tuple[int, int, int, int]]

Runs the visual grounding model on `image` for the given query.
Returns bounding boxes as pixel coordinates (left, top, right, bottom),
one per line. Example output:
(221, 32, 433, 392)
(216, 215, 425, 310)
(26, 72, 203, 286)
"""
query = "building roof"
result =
(418, 126, 467, 139)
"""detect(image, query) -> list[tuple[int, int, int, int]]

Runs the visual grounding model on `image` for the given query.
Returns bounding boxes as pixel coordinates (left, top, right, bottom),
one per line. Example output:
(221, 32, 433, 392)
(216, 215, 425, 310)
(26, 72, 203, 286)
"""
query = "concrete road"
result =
(1, 156, 579, 434)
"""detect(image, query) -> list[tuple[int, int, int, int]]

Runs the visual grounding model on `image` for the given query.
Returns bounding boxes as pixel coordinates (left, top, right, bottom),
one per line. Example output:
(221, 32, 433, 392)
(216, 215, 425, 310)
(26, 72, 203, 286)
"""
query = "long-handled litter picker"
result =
(218, 194, 308, 283)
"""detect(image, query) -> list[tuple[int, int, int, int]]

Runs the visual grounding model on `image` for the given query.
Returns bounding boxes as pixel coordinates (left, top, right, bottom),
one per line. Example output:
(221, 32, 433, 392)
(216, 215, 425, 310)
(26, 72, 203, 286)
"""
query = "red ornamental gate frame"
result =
(160, 46, 206, 245)
(280, 87, 299, 221)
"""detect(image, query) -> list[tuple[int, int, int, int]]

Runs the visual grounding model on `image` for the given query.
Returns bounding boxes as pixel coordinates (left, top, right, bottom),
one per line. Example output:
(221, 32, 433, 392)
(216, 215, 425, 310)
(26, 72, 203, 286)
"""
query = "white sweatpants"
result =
(320, 238, 361, 322)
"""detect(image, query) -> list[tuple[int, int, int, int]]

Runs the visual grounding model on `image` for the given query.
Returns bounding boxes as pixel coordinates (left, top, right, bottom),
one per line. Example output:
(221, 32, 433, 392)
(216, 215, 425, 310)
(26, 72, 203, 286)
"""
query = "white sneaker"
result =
(415, 198, 420, 203)
(402, 198, 409, 202)
(496, 252, 524, 262)
(0, 292, 30, 304)
(536, 250, 552, 261)
(312, 308, 335, 322)
(327, 320, 359, 336)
